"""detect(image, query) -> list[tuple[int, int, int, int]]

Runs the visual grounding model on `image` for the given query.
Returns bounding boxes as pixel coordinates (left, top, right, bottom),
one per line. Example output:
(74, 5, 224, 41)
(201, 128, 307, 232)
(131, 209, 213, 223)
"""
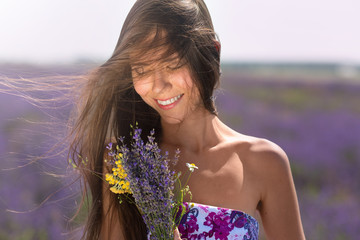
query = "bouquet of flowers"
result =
(104, 126, 197, 239)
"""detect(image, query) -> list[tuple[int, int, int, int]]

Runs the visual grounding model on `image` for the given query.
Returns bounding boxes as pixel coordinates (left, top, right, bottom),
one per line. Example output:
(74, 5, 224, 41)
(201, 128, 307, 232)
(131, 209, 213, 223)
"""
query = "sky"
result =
(0, 0, 359, 64)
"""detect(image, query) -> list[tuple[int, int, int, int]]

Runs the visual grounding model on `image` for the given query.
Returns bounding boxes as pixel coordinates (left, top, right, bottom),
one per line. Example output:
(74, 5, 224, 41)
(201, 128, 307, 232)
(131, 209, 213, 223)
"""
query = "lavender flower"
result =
(105, 126, 194, 239)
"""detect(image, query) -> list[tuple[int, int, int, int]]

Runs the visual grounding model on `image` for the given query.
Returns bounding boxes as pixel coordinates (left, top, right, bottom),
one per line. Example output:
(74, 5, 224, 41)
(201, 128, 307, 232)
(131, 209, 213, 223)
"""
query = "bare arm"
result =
(254, 140, 306, 240)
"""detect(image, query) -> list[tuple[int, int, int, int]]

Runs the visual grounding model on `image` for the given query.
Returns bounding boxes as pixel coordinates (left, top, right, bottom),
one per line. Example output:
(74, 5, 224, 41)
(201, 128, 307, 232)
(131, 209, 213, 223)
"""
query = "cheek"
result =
(181, 74, 200, 101)
(133, 79, 156, 107)
(175, 70, 194, 92)
(133, 78, 151, 97)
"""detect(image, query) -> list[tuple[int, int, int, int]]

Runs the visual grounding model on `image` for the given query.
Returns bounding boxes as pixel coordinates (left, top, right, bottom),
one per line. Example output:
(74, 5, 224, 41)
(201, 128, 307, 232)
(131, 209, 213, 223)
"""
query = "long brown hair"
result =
(70, 0, 221, 239)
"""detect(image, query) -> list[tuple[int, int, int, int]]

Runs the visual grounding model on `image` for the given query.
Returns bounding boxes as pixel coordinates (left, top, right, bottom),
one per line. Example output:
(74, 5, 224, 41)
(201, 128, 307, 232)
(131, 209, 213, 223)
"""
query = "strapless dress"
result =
(178, 202, 259, 240)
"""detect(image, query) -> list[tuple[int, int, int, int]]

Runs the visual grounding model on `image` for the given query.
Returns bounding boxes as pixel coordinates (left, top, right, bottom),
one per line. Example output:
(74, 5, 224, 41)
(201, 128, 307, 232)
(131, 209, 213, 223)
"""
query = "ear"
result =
(214, 40, 221, 53)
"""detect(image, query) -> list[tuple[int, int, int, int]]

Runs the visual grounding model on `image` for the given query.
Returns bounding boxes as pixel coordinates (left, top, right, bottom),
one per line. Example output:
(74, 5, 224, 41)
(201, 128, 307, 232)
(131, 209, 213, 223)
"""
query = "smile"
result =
(156, 94, 183, 109)
(157, 94, 183, 106)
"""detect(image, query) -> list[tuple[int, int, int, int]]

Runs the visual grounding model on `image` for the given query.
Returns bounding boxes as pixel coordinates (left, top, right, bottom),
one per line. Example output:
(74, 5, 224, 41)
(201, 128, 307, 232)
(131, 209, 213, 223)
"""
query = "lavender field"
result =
(1, 63, 359, 239)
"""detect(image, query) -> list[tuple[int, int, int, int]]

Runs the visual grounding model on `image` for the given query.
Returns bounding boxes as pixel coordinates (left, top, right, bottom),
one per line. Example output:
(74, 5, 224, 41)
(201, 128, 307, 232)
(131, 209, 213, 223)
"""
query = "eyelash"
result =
(166, 65, 178, 71)
(167, 61, 183, 71)
(132, 61, 183, 75)
(133, 66, 145, 76)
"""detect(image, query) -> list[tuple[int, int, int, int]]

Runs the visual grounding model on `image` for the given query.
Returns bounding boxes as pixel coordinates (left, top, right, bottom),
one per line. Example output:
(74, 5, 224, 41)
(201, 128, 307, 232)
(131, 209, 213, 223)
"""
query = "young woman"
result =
(69, 0, 306, 239)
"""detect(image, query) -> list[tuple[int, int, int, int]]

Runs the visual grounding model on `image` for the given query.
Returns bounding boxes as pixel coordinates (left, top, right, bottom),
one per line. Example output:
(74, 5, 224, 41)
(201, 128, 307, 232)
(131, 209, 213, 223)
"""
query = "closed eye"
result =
(166, 60, 184, 71)
(132, 66, 145, 76)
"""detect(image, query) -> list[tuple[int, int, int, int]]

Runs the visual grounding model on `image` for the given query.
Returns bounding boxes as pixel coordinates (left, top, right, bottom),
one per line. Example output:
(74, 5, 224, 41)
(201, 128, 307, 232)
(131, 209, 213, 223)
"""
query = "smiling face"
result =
(131, 50, 202, 124)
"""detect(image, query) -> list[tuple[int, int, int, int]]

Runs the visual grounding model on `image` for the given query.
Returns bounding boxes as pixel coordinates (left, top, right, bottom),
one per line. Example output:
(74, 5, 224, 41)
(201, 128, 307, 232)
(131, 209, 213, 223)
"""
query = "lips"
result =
(155, 94, 184, 110)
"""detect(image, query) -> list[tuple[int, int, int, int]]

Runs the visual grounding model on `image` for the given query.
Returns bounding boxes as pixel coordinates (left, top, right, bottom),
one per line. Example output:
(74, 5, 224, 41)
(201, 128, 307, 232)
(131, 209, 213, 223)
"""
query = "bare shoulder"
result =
(218, 122, 305, 238)
(219, 120, 291, 177)
(229, 132, 290, 171)
(230, 133, 293, 192)
(233, 135, 305, 239)
(245, 136, 290, 172)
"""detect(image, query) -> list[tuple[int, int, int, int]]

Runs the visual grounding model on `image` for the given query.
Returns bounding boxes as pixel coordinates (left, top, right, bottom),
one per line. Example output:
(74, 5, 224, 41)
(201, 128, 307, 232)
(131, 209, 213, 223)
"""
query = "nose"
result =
(151, 69, 171, 94)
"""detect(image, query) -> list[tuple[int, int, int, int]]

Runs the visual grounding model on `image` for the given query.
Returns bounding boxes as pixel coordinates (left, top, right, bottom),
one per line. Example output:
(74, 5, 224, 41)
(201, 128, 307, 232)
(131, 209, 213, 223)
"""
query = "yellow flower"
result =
(105, 156, 131, 195)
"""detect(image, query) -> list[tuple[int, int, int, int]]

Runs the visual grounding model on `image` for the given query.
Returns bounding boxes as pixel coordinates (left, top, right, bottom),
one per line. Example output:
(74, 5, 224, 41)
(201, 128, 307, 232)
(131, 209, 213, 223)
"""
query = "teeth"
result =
(157, 94, 182, 106)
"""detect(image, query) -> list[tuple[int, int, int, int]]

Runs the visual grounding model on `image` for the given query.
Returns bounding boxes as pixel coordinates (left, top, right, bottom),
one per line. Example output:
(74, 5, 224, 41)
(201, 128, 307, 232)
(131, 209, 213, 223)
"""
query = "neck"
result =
(160, 109, 223, 154)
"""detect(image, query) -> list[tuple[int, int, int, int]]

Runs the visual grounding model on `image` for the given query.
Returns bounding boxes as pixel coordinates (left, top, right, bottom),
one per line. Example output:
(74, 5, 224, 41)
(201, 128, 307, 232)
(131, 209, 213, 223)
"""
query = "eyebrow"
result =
(130, 62, 151, 67)
(130, 55, 181, 68)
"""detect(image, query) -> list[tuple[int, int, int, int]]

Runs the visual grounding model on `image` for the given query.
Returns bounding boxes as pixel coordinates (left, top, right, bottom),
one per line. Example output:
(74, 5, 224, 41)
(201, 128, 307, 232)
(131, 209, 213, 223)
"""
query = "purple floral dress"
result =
(178, 202, 259, 240)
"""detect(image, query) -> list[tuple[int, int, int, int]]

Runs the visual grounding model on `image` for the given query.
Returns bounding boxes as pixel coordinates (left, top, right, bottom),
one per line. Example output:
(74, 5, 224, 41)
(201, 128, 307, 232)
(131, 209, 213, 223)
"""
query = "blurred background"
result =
(0, 0, 359, 239)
